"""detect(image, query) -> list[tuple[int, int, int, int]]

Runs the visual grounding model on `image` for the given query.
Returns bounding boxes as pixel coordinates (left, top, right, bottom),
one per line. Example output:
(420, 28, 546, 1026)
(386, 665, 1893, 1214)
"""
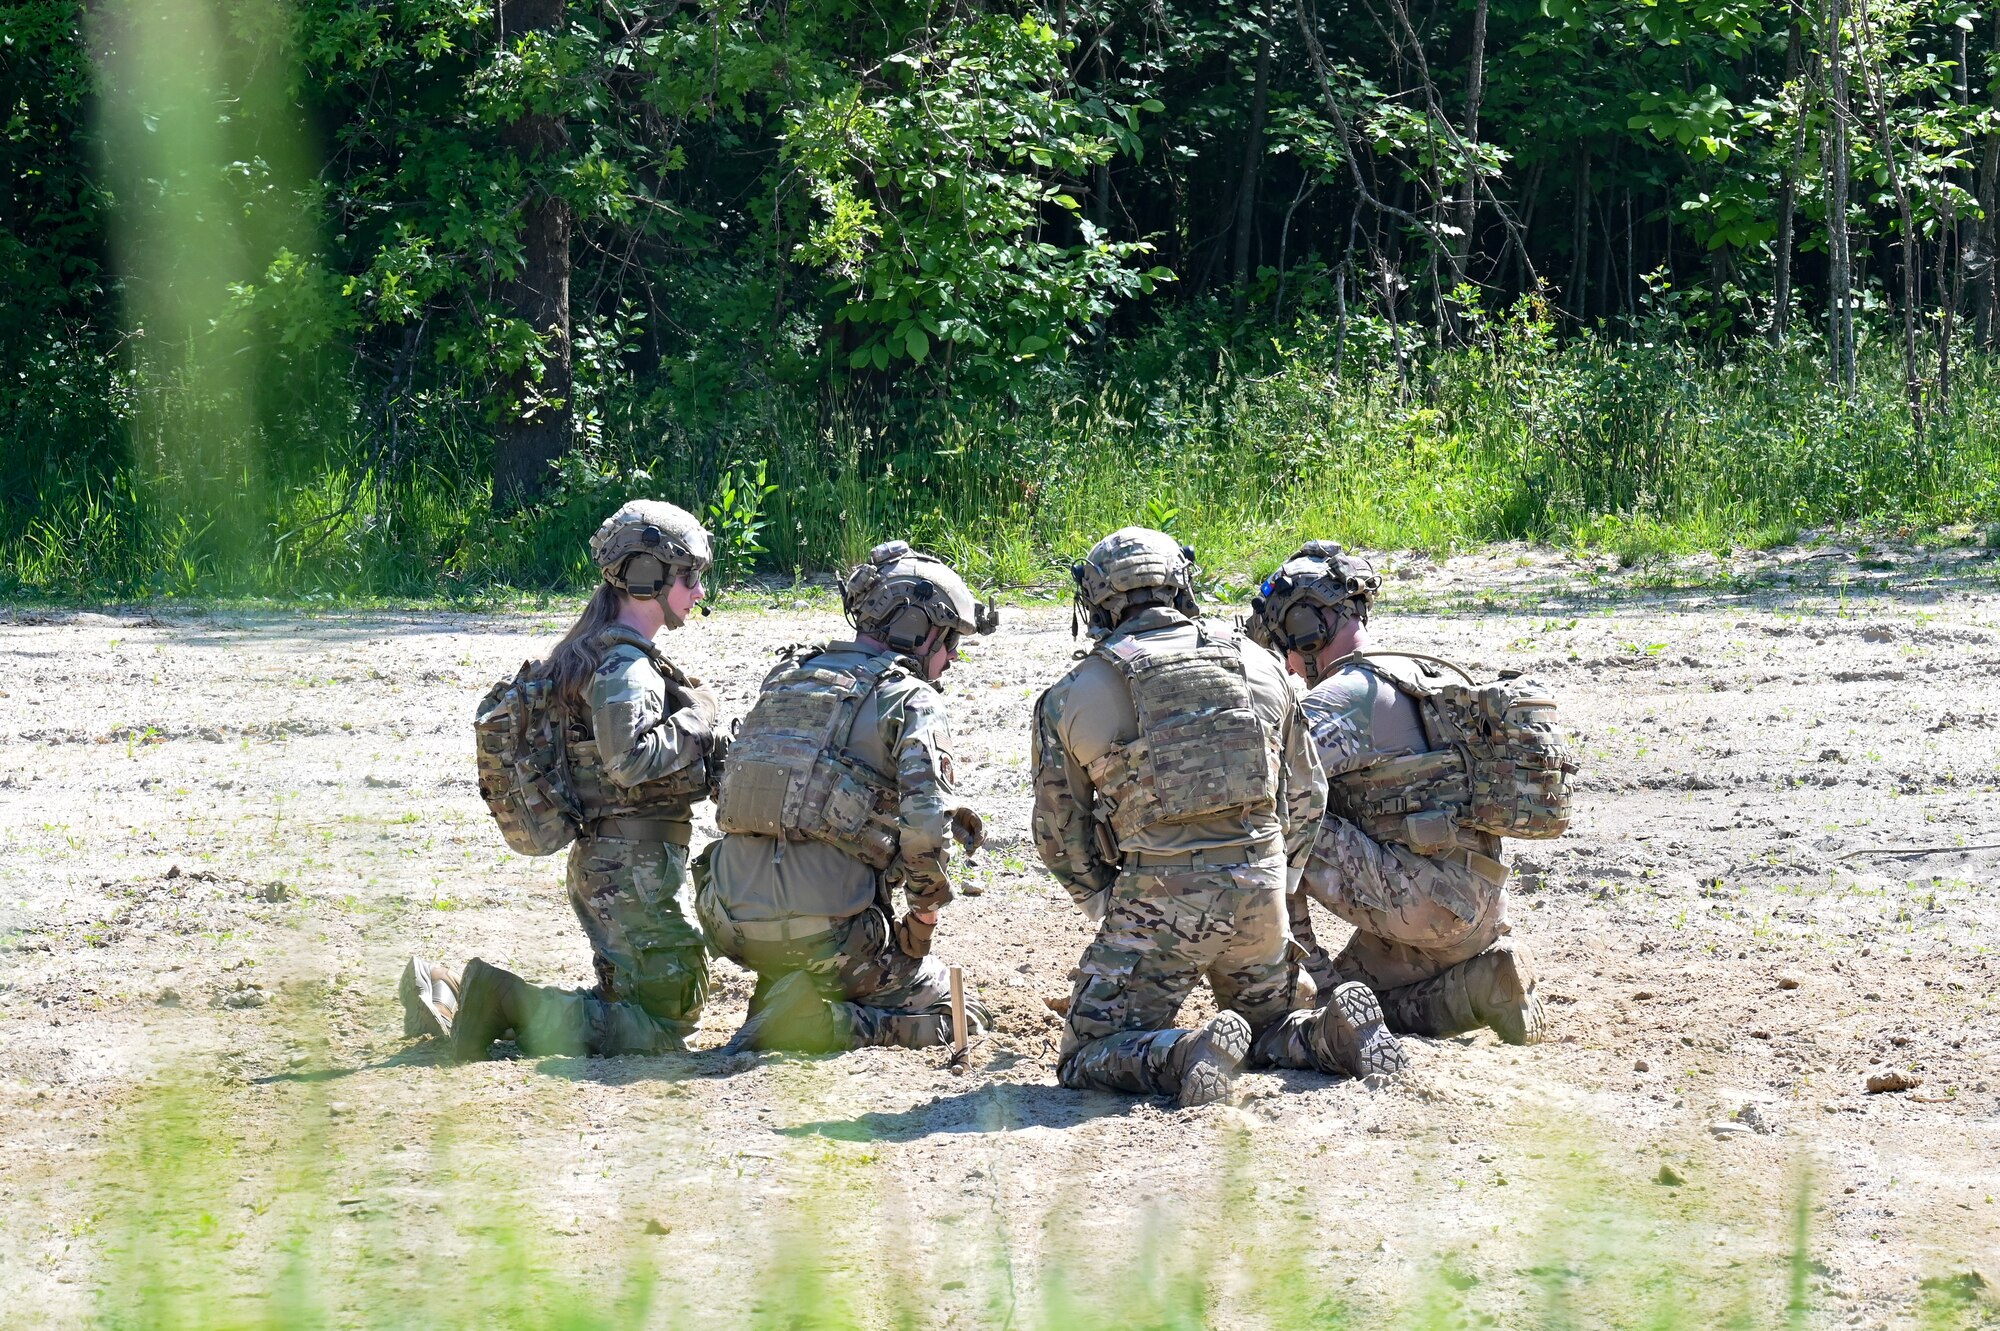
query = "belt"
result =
(587, 816, 692, 846)
(1130, 840, 1283, 872)
(730, 915, 841, 942)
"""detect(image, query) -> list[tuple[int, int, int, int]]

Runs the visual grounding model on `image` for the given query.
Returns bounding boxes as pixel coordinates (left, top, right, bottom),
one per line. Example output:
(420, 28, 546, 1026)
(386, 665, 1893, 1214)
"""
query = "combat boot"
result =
(1156, 1011, 1253, 1109)
(399, 955, 460, 1039)
(1380, 941, 1546, 1046)
(1311, 981, 1410, 1077)
(722, 970, 848, 1054)
(448, 958, 529, 1062)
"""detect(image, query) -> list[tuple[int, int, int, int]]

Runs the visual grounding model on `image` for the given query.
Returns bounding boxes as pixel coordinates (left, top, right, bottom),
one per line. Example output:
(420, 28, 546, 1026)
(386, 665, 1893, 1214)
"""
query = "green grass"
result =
(57, 1051, 1997, 1331)
(6, 306, 2000, 603)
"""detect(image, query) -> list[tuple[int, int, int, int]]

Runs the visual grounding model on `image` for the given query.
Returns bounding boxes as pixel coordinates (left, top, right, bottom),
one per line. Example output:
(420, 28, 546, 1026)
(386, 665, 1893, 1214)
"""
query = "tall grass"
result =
(69, 1045, 2000, 1331)
(7, 305, 1999, 601)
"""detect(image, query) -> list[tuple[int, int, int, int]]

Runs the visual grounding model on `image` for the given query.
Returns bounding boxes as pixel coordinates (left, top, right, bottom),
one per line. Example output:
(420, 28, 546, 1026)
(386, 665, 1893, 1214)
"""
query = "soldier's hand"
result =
(893, 909, 938, 959)
(948, 807, 986, 857)
(668, 706, 713, 754)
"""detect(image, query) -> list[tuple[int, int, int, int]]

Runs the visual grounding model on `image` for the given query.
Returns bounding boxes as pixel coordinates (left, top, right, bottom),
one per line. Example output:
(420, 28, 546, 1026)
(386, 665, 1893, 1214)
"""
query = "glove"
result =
(668, 706, 713, 755)
(893, 911, 937, 959)
(1077, 889, 1109, 923)
(948, 807, 986, 856)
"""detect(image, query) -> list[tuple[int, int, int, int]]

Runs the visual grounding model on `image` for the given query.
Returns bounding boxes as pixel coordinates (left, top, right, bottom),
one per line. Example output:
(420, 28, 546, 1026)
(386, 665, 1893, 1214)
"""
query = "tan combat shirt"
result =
(711, 642, 965, 926)
(1030, 606, 1327, 906)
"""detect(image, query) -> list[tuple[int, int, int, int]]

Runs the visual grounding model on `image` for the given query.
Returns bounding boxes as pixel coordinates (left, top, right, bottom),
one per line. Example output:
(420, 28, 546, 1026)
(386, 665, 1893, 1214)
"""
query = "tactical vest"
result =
(713, 646, 908, 869)
(1327, 653, 1575, 847)
(566, 631, 713, 828)
(1081, 625, 1283, 847)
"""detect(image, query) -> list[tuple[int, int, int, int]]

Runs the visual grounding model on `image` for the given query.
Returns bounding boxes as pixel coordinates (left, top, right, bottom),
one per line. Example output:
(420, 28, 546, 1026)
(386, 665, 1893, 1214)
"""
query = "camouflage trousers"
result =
(1292, 816, 1509, 995)
(694, 868, 952, 1046)
(520, 836, 707, 1056)
(1058, 859, 1295, 1095)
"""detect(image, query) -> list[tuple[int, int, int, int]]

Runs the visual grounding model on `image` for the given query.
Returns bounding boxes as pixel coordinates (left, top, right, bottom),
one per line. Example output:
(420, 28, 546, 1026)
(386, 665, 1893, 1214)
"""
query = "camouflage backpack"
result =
(474, 660, 582, 856)
(1328, 652, 1575, 844)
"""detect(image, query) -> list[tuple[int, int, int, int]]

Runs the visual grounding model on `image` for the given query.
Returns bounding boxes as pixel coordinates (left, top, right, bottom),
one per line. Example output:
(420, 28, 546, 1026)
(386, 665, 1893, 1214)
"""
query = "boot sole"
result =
(399, 956, 453, 1040)
(1171, 1011, 1252, 1109)
(1320, 982, 1410, 1078)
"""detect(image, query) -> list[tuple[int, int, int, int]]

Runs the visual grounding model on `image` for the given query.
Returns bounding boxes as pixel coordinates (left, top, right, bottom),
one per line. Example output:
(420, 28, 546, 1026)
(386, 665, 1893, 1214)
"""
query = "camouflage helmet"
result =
(1072, 526, 1198, 633)
(589, 500, 713, 599)
(841, 541, 999, 655)
(1246, 541, 1381, 667)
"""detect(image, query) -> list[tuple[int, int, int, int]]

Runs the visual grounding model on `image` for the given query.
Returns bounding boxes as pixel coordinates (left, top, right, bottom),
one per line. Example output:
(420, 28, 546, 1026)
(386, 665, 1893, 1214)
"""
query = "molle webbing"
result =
(1328, 654, 1574, 843)
(714, 651, 905, 868)
(1082, 628, 1281, 845)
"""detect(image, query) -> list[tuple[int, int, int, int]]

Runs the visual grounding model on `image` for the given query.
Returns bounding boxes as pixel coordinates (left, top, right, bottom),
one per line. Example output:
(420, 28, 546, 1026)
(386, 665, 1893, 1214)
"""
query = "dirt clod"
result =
(1777, 974, 1801, 990)
(1657, 1165, 1686, 1186)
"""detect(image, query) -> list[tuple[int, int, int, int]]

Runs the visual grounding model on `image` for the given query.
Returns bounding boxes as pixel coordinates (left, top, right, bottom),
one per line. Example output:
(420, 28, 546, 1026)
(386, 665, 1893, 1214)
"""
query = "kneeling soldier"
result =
(439, 501, 721, 1060)
(1246, 542, 1547, 1047)
(699, 542, 997, 1052)
(1032, 527, 1402, 1108)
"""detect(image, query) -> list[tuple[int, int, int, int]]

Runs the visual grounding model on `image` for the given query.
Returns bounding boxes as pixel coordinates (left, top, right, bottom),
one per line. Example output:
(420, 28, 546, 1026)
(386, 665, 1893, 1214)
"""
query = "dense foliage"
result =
(2, 0, 1997, 594)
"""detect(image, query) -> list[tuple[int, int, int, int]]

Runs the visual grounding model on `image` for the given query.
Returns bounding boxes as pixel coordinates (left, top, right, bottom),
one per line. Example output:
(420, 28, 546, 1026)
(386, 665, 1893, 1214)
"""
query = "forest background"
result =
(6, 0, 2000, 598)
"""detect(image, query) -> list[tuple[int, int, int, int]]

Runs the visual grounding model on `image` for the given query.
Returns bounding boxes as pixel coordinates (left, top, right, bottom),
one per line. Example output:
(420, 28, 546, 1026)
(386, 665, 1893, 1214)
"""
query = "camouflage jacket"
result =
(1298, 658, 1503, 927)
(566, 625, 716, 824)
(1031, 607, 1326, 906)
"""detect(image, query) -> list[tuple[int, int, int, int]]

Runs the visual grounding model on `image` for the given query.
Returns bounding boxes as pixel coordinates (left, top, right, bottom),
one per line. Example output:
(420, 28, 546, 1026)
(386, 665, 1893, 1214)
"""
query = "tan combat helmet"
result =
(1071, 526, 1199, 635)
(841, 541, 999, 657)
(589, 500, 713, 601)
(1245, 540, 1382, 683)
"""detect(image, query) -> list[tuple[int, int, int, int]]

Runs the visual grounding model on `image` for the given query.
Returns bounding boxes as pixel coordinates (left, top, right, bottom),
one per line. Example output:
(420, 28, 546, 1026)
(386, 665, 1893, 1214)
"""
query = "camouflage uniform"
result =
(1245, 541, 1545, 1049)
(700, 542, 998, 1053)
(1034, 582, 1327, 1098)
(443, 500, 720, 1062)
(529, 624, 715, 1054)
(697, 641, 972, 1046)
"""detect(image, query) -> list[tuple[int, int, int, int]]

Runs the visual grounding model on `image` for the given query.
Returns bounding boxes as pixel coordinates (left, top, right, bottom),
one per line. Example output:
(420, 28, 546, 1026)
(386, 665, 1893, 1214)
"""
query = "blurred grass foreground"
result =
(71, 1064, 1979, 1331)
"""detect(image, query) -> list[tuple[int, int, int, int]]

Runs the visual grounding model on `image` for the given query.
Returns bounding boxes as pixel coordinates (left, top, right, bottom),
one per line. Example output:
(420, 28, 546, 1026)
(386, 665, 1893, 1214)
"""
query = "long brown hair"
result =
(544, 582, 624, 718)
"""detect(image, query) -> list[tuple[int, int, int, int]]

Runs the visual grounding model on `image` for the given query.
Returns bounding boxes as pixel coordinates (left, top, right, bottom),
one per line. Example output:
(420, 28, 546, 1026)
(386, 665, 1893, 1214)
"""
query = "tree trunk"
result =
(1569, 153, 1591, 322)
(1772, 10, 1804, 345)
(1825, 0, 1856, 392)
(1230, 31, 1274, 323)
(1854, 0, 1926, 438)
(1975, 11, 2000, 347)
(1452, 0, 1489, 294)
(491, 0, 574, 509)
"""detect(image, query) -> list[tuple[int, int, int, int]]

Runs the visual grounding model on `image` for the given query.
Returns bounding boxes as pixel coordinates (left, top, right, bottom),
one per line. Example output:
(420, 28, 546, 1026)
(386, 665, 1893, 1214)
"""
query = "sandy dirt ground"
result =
(2, 542, 1997, 1328)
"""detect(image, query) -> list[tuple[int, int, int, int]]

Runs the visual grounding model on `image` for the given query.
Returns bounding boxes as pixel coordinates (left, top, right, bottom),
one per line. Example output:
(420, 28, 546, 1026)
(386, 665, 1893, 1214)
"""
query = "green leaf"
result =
(906, 327, 929, 363)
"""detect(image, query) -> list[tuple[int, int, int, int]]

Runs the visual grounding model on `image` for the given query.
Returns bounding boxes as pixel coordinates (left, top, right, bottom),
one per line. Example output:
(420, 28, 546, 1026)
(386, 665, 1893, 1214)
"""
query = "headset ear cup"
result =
(884, 604, 931, 653)
(619, 553, 671, 598)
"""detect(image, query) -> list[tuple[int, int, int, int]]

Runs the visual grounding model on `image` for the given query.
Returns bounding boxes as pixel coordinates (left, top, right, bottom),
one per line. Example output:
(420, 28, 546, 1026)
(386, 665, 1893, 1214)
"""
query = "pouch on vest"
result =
(715, 651, 904, 869)
(1084, 626, 1282, 845)
(1328, 652, 1576, 843)
(474, 662, 581, 856)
